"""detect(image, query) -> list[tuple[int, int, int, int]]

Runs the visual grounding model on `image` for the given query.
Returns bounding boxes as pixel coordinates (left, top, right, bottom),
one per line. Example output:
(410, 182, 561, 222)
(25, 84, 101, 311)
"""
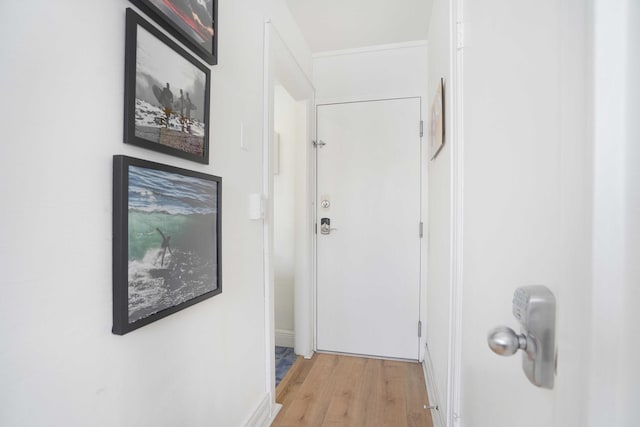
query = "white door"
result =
(451, 1, 601, 426)
(316, 98, 422, 360)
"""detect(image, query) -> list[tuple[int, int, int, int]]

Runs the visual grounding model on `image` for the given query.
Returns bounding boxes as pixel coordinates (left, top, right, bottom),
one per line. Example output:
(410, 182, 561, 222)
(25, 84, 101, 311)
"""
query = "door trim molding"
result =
(312, 40, 429, 59)
(316, 95, 422, 108)
(262, 19, 316, 421)
(261, 20, 277, 421)
(447, 0, 464, 425)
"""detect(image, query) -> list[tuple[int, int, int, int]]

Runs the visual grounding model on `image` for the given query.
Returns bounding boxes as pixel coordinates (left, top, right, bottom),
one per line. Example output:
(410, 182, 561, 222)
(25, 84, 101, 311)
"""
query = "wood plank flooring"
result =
(273, 353, 434, 427)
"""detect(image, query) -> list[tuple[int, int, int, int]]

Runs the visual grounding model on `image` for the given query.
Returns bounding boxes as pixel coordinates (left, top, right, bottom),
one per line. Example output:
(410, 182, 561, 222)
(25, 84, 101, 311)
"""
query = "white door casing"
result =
(316, 98, 422, 360)
(263, 21, 316, 423)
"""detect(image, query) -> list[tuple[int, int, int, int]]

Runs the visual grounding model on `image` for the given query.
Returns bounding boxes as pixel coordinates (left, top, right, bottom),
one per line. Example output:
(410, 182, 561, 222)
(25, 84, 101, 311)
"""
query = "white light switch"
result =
(249, 193, 264, 220)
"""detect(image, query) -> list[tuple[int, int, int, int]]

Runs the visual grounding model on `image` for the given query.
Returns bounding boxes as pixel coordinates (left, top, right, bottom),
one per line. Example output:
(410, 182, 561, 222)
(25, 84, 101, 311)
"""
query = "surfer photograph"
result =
(124, 9, 210, 162)
(122, 160, 220, 325)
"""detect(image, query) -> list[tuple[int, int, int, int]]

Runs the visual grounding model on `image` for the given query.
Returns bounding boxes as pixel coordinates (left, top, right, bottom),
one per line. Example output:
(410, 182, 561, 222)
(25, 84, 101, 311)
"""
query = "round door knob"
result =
(487, 326, 527, 356)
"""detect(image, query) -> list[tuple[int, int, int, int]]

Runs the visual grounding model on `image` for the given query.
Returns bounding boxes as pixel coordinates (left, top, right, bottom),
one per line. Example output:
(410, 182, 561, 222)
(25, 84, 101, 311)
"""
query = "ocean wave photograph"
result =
(114, 159, 221, 328)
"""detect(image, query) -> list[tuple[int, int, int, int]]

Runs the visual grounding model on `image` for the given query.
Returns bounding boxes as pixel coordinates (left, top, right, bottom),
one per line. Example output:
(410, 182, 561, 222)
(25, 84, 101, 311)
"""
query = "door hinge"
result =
(419, 222, 424, 238)
(315, 223, 317, 234)
(313, 140, 326, 148)
(420, 120, 424, 138)
(418, 320, 423, 338)
(456, 21, 464, 50)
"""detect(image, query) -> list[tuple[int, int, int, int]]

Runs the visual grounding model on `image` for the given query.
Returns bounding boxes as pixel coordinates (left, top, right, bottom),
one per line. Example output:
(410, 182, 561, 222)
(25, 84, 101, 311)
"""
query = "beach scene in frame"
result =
(113, 156, 221, 334)
(124, 9, 210, 164)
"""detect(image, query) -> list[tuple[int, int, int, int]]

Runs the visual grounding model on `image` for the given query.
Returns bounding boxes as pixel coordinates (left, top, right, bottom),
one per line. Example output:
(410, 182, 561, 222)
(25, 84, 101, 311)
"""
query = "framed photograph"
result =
(124, 8, 210, 164)
(113, 155, 222, 335)
(430, 77, 445, 160)
(129, 0, 217, 65)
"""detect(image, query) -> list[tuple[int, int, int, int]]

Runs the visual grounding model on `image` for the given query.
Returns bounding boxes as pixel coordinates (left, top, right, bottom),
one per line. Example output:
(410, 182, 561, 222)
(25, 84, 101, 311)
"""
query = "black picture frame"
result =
(124, 8, 211, 164)
(129, 0, 217, 65)
(113, 155, 222, 335)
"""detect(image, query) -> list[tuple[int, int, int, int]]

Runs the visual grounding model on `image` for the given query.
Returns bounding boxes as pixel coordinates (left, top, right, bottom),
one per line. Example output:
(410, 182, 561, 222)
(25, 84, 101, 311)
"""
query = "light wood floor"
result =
(273, 353, 434, 427)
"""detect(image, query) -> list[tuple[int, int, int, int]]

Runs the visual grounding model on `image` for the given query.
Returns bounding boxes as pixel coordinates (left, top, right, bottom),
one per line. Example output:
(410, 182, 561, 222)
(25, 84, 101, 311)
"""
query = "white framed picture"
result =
(430, 78, 445, 160)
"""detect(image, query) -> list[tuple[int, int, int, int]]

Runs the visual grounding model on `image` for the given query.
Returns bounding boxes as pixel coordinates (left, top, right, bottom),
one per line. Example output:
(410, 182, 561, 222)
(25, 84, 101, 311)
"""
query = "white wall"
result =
(0, 1, 310, 426)
(313, 42, 428, 103)
(273, 85, 298, 335)
(458, 0, 592, 426)
(425, 0, 452, 422)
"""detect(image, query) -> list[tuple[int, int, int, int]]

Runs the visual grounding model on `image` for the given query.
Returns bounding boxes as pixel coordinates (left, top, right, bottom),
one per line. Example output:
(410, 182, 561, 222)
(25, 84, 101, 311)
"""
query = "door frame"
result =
(262, 19, 316, 420)
(447, 0, 464, 425)
(314, 96, 425, 361)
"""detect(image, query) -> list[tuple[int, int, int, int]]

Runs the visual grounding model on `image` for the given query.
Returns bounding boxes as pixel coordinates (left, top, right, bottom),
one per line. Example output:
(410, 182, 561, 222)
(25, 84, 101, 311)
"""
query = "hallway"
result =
(2, 1, 639, 426)
(273, 353, 434, 426)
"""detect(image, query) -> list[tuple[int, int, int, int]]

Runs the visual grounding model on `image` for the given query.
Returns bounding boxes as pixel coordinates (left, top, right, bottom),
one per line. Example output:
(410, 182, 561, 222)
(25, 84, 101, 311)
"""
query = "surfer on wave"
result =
(156, 228, 173, 267)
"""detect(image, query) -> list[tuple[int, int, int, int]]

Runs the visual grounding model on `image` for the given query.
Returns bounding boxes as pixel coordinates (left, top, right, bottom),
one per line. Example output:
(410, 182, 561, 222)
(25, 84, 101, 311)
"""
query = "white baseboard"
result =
(267, 403, 282, 426)
(243, 393, 272, 427)
(423, 345, 445, 427)
(275, 329, 295, 348)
